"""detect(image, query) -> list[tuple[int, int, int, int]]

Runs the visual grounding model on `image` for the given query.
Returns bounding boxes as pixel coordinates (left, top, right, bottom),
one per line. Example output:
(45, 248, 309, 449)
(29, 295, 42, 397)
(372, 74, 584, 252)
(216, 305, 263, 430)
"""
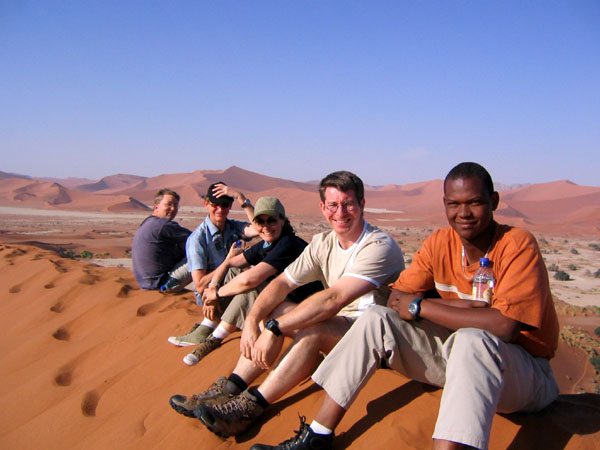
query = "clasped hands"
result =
(240, 319, 280, 370)
(201, 286, 221, 321)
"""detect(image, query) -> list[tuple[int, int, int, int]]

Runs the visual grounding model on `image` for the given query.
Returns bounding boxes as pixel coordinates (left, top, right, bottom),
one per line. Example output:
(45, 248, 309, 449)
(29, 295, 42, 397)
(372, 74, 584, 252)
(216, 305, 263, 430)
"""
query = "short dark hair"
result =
(444, 162, 494, 197)
(319, 171, 365, 203)
(154, 188, 180, 205)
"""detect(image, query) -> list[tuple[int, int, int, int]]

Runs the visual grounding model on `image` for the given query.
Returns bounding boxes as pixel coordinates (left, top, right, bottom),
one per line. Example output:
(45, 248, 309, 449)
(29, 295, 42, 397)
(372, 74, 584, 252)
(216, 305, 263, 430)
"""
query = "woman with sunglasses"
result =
(181, 196, 322, 366)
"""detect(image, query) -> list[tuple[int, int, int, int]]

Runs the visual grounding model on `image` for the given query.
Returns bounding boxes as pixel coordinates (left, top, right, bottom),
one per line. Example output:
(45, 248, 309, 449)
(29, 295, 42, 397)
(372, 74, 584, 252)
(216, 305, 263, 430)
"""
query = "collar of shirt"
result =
(203, 215, 231, 237)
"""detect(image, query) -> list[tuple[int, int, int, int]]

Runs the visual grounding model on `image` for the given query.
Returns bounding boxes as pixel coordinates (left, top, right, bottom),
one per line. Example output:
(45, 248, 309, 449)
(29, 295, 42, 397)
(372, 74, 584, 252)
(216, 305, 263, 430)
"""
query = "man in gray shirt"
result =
(132, 189, 191, 291)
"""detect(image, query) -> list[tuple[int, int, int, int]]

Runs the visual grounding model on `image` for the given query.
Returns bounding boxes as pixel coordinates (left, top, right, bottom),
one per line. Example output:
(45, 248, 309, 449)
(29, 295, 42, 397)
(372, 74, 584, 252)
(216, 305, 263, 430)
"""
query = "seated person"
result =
(169, 182, 257, 346)
(180, 196, 323, 365)
(169, 171, 405, 439)
(250, 162, 560, 450)
(132, 189, 191, 291)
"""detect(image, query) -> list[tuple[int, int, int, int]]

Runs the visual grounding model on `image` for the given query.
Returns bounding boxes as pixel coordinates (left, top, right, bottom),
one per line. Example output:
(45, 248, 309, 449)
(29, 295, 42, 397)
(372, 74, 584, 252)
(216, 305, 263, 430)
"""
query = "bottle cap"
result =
(479, 257, 490, 266)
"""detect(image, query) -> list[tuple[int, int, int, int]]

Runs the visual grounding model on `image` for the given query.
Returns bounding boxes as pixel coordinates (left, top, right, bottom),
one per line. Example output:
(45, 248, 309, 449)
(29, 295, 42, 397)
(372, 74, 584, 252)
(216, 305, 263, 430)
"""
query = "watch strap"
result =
(265, 318, 283, 337)
(409, 297, 423, 320)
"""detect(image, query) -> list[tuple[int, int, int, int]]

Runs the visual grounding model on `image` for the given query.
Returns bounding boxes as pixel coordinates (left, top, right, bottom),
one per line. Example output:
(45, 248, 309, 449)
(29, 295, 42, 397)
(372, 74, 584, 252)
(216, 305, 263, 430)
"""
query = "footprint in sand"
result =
(50, 301, 65, 313)
(117, 284, 137, 298)
(54, 366, 73, 386)
(79, 370, 131, 417)
(135, 414, 148, 437)
(8, 285, 21, 293)
(136, 302, 162, 317)
(78, 273, 99, 285)
(50, 259, 68, 273)
(81, 390, 100, 417)
(52, 327, 70, 341)
(116, 276, 136, 285)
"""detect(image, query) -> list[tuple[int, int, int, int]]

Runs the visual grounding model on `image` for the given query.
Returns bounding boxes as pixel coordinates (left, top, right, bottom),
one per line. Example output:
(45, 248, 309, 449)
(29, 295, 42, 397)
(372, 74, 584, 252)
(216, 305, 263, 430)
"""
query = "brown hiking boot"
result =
(195, 389, 264, 437)
(182, 335, 222, 365)
(169, 377, 234, 417)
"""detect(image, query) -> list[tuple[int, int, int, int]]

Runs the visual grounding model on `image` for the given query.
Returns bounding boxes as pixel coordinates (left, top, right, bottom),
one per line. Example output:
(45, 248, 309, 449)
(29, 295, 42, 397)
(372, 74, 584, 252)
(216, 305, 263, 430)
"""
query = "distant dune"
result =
(0, 167, 599, 233)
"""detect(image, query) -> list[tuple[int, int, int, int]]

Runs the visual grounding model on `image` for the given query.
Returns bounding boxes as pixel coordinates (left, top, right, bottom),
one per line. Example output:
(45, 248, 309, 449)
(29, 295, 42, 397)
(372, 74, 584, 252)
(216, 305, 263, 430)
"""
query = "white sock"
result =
(200, 318, 218, 329)
(309, 420, 333, 435)
(211, 324, 231, 340)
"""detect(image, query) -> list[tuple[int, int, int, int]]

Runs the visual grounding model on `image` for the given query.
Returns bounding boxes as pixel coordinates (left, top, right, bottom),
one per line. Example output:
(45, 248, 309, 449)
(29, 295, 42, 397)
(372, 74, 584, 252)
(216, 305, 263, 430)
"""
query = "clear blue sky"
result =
(2, 1, 599, 186)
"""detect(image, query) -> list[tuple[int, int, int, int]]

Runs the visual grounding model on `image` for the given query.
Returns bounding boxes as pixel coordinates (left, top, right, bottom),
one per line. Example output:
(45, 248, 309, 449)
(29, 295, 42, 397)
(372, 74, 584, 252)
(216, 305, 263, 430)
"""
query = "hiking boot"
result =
(250, 416, 332, 450)
(169, 377, 235, 417)
(183, 335, 222, 365)
(195, 389, 264, 437)
(168, 324, 213, 347)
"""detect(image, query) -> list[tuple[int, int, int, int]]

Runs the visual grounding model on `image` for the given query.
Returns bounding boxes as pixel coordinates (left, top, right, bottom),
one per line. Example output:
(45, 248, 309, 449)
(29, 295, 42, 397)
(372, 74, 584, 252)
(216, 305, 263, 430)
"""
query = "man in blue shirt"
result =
(169, 182, 257, 345)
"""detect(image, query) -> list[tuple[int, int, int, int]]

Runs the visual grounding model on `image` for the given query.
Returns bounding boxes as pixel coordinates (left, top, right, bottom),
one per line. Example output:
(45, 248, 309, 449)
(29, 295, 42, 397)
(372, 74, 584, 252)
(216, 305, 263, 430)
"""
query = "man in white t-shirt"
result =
(169, 171, 405, 438)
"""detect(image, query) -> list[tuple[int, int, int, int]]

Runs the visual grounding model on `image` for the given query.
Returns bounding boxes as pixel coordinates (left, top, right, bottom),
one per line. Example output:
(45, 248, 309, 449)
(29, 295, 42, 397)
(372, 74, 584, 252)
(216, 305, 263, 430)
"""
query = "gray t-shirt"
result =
(132, 215, 191, 289)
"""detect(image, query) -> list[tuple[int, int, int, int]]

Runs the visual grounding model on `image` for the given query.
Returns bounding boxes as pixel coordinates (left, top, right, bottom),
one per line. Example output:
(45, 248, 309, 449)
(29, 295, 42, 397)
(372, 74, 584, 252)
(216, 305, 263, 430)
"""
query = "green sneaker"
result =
(183, 336, 222, 365)
(168, 324, 213, 347)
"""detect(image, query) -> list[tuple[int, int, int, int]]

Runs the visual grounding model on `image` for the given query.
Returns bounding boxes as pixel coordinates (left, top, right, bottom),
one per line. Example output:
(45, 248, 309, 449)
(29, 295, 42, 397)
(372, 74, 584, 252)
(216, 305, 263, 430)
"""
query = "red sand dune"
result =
(501, 180, 599, 202)
(1, 167, 599, 233)
(77, 174, 148, 193)
(0, 244, 599, 449)
(0, 178, 151, 213)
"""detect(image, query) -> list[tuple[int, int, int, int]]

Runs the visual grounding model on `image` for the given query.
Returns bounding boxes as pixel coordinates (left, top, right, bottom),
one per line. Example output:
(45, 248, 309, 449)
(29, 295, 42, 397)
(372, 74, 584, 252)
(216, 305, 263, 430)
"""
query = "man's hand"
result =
(226, 241, 244, 259)
(202, 302, 221, 321)
(251, 329, 281, 369)
(202, 292, 221, 321)
(203, 286, 218, 304)
(240, 319, 261, 360)
(213, 183, 242, 202)
(387, 289, 415, 320)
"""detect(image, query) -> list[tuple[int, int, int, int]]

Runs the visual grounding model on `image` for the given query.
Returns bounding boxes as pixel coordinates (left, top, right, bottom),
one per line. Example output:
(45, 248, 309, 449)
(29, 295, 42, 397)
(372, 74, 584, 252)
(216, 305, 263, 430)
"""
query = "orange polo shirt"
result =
(392, 224, 559, 358)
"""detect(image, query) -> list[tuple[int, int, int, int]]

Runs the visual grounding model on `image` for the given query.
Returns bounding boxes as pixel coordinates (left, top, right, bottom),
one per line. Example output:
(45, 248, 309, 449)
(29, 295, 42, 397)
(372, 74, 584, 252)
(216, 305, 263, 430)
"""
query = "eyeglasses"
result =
(324, 201, 359, 213)
(255, 217, 278, 226)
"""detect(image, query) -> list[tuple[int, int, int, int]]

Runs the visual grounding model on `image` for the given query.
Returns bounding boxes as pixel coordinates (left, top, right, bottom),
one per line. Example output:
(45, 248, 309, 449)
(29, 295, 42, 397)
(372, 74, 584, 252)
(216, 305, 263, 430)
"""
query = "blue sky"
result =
(2, 1, 599, 186)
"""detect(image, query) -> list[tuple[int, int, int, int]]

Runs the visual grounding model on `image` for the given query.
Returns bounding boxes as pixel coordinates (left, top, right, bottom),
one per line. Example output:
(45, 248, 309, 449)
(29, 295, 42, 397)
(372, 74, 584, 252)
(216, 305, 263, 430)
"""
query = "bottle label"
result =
(472, 281, 494, 304)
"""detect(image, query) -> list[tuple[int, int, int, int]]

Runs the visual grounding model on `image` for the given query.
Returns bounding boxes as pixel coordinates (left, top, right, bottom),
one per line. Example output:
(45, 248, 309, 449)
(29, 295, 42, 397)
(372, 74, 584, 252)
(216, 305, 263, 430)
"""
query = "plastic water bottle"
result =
(472, 258, 494, 304)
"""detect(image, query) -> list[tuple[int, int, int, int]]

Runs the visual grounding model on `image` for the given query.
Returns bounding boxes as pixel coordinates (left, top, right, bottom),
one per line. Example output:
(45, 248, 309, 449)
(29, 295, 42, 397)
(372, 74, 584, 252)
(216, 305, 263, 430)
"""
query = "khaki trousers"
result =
(311, 305, 559, 450)
(218, 268, 265, 331)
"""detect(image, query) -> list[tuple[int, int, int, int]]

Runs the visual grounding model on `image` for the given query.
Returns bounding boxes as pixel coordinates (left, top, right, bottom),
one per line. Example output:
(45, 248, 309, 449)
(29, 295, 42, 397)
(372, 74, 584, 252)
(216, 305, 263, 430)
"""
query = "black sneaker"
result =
(250, 416, 332, 450)
(169, 377, 234, 417)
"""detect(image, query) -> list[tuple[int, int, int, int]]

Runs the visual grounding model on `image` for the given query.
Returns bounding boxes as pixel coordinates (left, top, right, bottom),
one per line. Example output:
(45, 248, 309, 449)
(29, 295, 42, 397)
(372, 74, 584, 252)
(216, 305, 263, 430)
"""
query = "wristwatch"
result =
(265, 318, 283, 337)
(408, 297, 423, 320)
(241, 198, 252, 208)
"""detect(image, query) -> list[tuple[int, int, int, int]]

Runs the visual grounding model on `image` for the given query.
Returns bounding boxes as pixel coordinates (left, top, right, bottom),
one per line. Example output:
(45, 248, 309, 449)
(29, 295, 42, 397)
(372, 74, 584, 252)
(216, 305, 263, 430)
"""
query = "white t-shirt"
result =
(285, 222, 405, 317)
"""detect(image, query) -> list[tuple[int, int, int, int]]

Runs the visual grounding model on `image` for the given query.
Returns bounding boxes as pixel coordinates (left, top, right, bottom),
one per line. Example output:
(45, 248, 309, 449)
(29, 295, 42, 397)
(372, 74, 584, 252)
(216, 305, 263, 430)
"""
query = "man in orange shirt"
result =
(251, 162, 559, 450)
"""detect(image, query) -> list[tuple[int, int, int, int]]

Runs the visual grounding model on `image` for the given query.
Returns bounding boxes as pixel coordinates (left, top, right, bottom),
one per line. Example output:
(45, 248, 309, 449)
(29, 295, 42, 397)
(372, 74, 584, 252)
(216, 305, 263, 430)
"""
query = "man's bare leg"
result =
(227, 301, 299, 385)
(257, 316, 351, 403)
(314, 394, 346, 430)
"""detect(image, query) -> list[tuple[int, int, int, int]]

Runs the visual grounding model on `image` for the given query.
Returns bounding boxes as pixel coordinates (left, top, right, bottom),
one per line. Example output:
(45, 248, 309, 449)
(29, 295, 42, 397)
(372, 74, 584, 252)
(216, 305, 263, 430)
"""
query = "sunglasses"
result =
(254, 217, 279, 226)
(210, 201, 233, 209)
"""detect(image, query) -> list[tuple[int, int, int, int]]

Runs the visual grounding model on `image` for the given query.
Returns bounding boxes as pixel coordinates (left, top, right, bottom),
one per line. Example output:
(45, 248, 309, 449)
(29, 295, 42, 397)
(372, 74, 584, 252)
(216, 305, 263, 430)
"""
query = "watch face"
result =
(408, 303, 417, 315)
